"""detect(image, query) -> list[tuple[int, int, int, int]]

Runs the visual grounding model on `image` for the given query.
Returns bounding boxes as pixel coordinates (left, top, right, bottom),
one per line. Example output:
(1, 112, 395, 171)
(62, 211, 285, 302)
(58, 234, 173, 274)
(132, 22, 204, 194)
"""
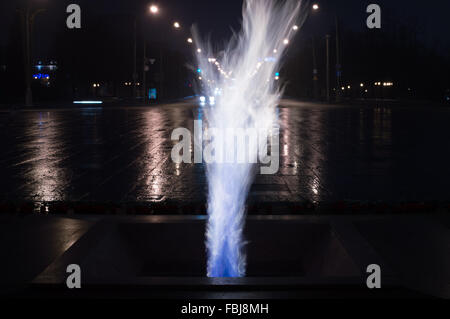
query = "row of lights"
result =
(339, 82, 395, 89)
(154, 3, 320, 84)
(145, 3, 321, 85)
(197, 24, 301, 81)
(337, 82, 395, 92)
(96, 82, 142, 87)
(374, 82, 394, 87)
(149, 3, 307, 81)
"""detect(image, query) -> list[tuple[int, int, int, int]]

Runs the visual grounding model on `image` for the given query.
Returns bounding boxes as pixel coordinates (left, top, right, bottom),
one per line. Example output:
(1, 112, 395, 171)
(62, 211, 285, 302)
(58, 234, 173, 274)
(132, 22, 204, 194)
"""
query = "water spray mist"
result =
(194, 0, 305, 277)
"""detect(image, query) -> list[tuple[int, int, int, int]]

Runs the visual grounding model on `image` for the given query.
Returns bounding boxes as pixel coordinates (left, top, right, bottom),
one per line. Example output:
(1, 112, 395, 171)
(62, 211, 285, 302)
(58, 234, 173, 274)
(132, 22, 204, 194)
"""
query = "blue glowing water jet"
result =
(194, 0, 304, 277)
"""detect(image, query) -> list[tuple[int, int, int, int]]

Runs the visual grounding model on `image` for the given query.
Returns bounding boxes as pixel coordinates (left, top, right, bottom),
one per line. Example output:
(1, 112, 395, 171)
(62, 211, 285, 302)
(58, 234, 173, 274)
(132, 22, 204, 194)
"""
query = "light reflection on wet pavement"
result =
(1, 100, 450, 209)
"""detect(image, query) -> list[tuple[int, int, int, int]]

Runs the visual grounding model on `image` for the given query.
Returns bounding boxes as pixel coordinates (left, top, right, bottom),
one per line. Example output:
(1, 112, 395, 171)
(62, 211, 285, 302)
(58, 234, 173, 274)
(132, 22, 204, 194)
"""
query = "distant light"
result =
(312, 4, 319, 10)
(209, 96, 215, 105)
(150, 5, 159, 14)
(360, 83, 364, 87)
(197, 68, 202, 73)
(187, 38, 193, 44)
(347, 85, 351, 89)
(198, 76, 202, 80)
(73, 101, 103, 104)
(200, 96, 206, 103)
(273, 49, 278, 53)
(173, 22, 180, 29)
(293, 25, 299, 31)
(365, 89, 368, 93)
(197, 48, 202, 53)
(275, 72, 280, 77)
(283, 39, 289, 45)
(275, 76, 280, 81)
(341, 87, 345, 90)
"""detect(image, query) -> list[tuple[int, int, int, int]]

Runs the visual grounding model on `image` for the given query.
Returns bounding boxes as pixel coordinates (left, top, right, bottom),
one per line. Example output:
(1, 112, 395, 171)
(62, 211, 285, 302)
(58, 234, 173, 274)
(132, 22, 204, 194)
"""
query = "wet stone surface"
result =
(1, 100, 450, 213)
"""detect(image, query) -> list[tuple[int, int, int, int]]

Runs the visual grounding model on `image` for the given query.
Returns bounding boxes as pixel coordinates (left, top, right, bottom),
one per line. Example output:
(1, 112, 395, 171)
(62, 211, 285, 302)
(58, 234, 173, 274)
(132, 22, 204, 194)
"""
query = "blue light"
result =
(197, 68, 202, 73)
(32, 73, 50, 80)
(275, 72, 280, 77)
(149, 88, 157, 100)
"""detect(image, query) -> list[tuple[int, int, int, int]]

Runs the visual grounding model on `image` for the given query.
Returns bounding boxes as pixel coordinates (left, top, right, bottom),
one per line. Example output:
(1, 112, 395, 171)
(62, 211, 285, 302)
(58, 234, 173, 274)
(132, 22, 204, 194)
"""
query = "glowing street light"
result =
(150, 5, 159, 14)
(283, 38, 289, 45)
(292, 25, 299, 31)
(312, 4, 319, 10)
(173, 22, 180, 29)
(187, 38, 193, 44)
(197, 48, 202, 53)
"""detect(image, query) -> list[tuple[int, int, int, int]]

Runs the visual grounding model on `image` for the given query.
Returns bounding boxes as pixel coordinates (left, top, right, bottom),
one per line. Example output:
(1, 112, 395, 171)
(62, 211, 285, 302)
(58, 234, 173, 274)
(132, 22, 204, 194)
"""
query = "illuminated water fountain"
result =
(194, 0, 305, 277)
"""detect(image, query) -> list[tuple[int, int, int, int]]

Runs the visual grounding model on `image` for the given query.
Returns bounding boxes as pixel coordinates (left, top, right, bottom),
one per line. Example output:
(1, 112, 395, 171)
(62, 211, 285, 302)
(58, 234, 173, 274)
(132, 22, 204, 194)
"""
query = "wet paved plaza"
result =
(1, 100, 450, 208)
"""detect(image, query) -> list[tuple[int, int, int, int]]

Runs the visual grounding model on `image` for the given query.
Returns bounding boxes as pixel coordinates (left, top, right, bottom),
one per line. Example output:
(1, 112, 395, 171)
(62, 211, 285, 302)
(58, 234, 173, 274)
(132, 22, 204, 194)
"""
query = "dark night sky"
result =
(1, 0, 450, 58)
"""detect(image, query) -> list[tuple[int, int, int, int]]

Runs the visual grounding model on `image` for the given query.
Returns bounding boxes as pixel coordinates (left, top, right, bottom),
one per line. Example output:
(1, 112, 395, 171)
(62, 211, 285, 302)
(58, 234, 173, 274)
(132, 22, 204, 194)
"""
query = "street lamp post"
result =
(132, 17, 138, 99)
(312, 3, 343, 103)
(132, 4, 192, 102)
(143, 40, 147, 102)
(326, 34, 331, 103)
(24, 6, 32, 107)
(312, 36, 319, 100)
(159, 47, 164, 100)
(21, 2, 45, 107)
(133, 4, 159, 101)
(335, 15, 342, 103)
